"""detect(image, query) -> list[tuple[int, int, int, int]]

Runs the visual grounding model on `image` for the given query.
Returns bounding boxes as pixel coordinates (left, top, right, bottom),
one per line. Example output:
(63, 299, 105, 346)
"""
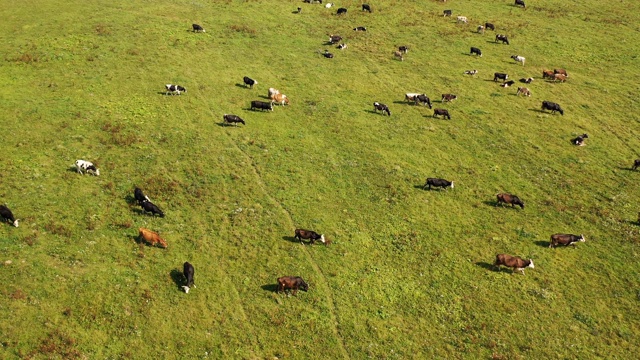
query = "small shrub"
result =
(45, 222, 72, 237)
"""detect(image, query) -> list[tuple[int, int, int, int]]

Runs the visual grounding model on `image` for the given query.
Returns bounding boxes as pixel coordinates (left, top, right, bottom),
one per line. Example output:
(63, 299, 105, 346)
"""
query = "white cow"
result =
(457, 16, 468, 24)
(511, 55, 525, 66)
(75, 160, 100, 176)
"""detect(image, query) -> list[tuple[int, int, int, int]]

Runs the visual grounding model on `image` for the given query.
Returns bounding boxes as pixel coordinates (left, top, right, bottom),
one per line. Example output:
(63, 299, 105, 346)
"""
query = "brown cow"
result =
(496, 193, 524, 209)
(549, 234, 585, 248)
(294, 228, 326, 245)
(277, 276, 309, 295)
(271, 92, 290, 106)
(441, 94, 458, 102)
(553, 73, 567, 82)
(542, 70, 555, 79)
(138, 228, 167, 248)
(554, 68, 568, 77)
(516, 87, 531, 96)
(494, 254, 534, 275)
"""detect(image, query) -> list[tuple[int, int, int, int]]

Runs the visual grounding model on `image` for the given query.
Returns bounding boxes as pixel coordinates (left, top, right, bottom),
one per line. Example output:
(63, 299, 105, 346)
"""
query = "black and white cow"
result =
(329, 35, 342, 44)
(495, 34, 509, 44)
(398, 46, 409, 54)
(134, 187, 151, 205)
(362, 4, 371, 12)
(572, 133, 588, 146)
(140, 200, 165, 217)
(501, 80, 516, 87)
(337, 43, 347, 50)
(443, 10, 452, 17)
(0, 205, 19, 227)
(337, 7, 347, 15)
(432, 108, 451, 120)
(323, 50, 334, 58)
(423, 178, 454, 190)
(165, 84, 186, 95)
(182, 262, 195, 293)
(251, 100, 273, 111)
(192, 24, 205, 33)
(519, 77, 534, 84)
(511, 55, 525, 66)
(541, 101, 564, 115)
(470, 47, 482, 57)
(494, 73, 508, 82)
(373, 102, 391, 116)
(75, 160, 100, 176)
(515, 0, 526, 8)
(353, 26, 367, 31)
(243, 76, 257, 88)
(415, 94, 432, 109)
(464, 69, 478, 75)
(223, 114, 246, 126)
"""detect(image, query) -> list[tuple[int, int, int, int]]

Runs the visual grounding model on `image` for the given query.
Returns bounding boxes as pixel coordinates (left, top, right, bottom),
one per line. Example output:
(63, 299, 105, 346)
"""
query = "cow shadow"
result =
(282, 236, 299, 243)
(619, 166, 638, 171)
(482, 200, 498, 207)
(534, 240, 550, 248)
(529, 108, 547, 113)
(129, 234, 142, 245)
(393, 100, 410, 105)
(364, 109, 381, 115)
(259, 95, 271, 99)
(124, 194, 137, 205)
(261, 284, 279, 293)
(170, 269, 186, 290)
(235, 83, 248, 88)
(413, 184, 426, 190)
(475, 261, 499, 272)
(67, 166, 79, 173)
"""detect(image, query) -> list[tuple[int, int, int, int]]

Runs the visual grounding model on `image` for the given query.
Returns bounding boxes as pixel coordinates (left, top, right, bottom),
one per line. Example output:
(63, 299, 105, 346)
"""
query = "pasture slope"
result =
(1, 0, 639, 358)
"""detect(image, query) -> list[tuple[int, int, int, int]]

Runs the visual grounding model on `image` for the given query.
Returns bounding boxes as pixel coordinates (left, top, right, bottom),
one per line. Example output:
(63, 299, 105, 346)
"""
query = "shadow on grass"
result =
(413, 184, 426, 190)
(124, 194, 136, 205)
(170, 269, 185, 291)
(392, 100, 411, 105)
(534, 241, 550, 248)
(261, 283, 278, 293)
(235, 83, 251, 88)
(475, 261, 499, 272)
(67, 166, 79, 173)
(482, 200, 498, 207)
(617, 166, 637, 171)
(128, 234, 142, 245)
(282, 236, 299, 243)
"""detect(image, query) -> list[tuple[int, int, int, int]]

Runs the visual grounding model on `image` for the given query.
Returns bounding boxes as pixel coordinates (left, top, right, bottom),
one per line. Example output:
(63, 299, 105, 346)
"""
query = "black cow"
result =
(165, 84, 186, 95)
(182, 262, 195, 293)
(277, 276, 309, 295)
(323, 50, 334, 58)
(541, 101, 564, 115)
(398, 46, 409, 54)
(140, 200, 165, 217)
(134, 187, 151, 205)
(0, 205, 19, 227)
(495, 34, 509, 44)
(362, 4, 371, 12)
(470, 47, 482, 57)
(549, 234, 585, 248)
(243, 76, 257, 88)
(295, 228, 326, 245)
(501, 80, 516, 87)
(192, 24, 205, 33)
(496, 193, 524, 209)
(373, 102, 391, 116)
(494, 72, 508, 82)
(223, 114, 245, 126)
(633, 159, 640, 170)
(329, 35, 342, 44)
(433, 108, 451, 119)
(337, 7, 347, 15)
(415, 94, 432, 109)
(353, 26, 367, 31)
(485, 22, 495, 31)
(251, 100, 273, 111)
(572, 133, 588, 146)
(515, 0, 526, 8)
(423, 178, 454, 190)
(443, 10, 452, 17)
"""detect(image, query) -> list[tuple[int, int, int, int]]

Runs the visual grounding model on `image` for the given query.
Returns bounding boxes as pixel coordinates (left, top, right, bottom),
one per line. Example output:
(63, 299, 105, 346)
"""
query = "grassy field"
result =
(1, 0, 640, 358)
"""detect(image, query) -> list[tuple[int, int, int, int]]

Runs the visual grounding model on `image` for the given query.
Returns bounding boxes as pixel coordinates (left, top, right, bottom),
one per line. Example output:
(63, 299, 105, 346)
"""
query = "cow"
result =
(443, 10, 452, 17)
(165, 84, 186, 95)
(138, 228, 167, 248)
(393, 50, 404, 61)
(243, 76, 257, 88)
(140, 200, 165, 217)
(633, 159, 640, 170)
(433, 108, 451, 120)
(182, 262, 195, 293)
(477, 25, 485, 34)
(494, 73, 508, 82)
(134, 187, 151, 205)
(554, 68, 568, 77)
(251, 100, 273, 111)
(457, 16, 468, 24)
(542, 70, 555, 79)
(464, 69, 478, 75)
(485, 22, 495, 31)
(303, 0, 323, 3)
(277, 276, 309, 295)
(337, 7, 347, 15)
(353, 26, 367, 31)
(398, 46, 409, 54)
(373, 102, 391, 116)
(572, 133, 588, 146)
(329, 35, 342, 44)
(553, 73, 567, 82)
(223, 114, 246, 126)
(192, 24, 205, 33)
(470, 47, 482, 57)
(415, 94, 433, 109)
(294, 228, 326, 245)
(337, 43, 347, 50)
(323, 50, 334, 58)
(515, 0, 526, 8)
(423, 177, 454, 190)
(516, 87, 531, 96)
(362, 4, 371, 12)
(496, 193, 524, 209)
(75, 160, 100, 176)
(268, 87, 280, 98)
(549, 234, 585, 248)
(511, 55, 525, 66)
(541, 101, 564, 115)
(405, 93, 421, 102)
(495, 34, 509, 44)
(0, 205, 19, 227)
(494, 254, 534, 275)
(271, 93, 290, 106)
(519, 77, 534, 84)
(325, 3, 334, 8)
(501, 80, 516, 87)
(297, 7, 302, 13)
(442, 94, 457, 102)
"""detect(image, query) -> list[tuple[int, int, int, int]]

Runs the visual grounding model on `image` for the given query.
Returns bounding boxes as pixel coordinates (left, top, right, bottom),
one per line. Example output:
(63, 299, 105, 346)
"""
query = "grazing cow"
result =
(549, 234, 585, 248)
(423, 177, 454, 190)
(323, 50, 334, 58)
(165, 84, 186, 95)
(140, 200, 165, 217)
(192, 24, 205, 33)
(494, 254, 534, 275)
(515, 0, 526, 8)
(477, 25, 485, 34)
(0, 205, 19, 227)
(182, 262, 195, 293)
(542, 70, 555, 79)
(493, 72, 508, 82)
(541, 101, 564, 115)
(337, 43, 347, 50)
(398, 46, 409, 54)
(223, 114, 246, 126)
(303, 0, 323, 3)
(511, 55, 525, 66)
(432, 108, 451, 119)
(442, 94, 458, 102)
(393, 50, 404, 61)
(633, 159, 640, 170)
(243, 76, 257, 88)
(554, 68, 568, 77)
(353, 26, 367, 31)
(268, 87, 280, 98)
(277, 276, 309, 295)
(485, 22, 495, 31)
(325, 3, 334, 8)
(519, 77, 534, 84)
(373, 102, 391, 116)
(496, 193, 525, 209)
(553, 73, 567, 82)
(337, 7, 347, 15)
(134, 187, 151, 205)
(516, 87, 531, 96)
(138, 228, 167, 248)
(443, 10, 452, 17)
(470, 47, 482, 57)
(495, 34, 509, 44)
(362, 4, 371, 12)
(251, 100, 273, 111)
(572, 133, 588, 146)
(415, 94, 433, 109)
(501, 80, 516, 87)
(271, 93, 290, 106)
(295, 228, 326, 245)
(75, 160, 100, 176)
(329, 35, 342, 44)
(404, 93, 421, 102)
(464, 69, 478, 75)
(457, 16, 468, 24)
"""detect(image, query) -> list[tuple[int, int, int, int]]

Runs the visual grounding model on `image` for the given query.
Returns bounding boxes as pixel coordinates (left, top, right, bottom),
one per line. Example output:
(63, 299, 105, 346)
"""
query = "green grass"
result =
(1, 0, 640, 358)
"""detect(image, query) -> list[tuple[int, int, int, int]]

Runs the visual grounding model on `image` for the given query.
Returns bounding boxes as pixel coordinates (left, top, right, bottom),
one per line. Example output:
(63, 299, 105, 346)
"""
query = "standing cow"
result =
(277, 276, 309, 295)
(496, 193, 524, 209)
(75, 160, 100, 176)
(549, 234, 585, 248)
(295, 228, 326, 245)
(494, 254, 534, 275)
(223, 114, 246, 126)
(0, 205, 19, 227)
(182, 262, 195, 293)
(243, 76, 257, 88)
(138, 228, 168, 248)
(423, 178, 454, 190)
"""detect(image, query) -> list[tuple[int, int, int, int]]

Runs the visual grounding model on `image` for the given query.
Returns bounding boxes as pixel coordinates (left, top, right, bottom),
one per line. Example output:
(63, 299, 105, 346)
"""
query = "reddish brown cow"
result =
(542, 70, 555, 79)
(553, 73, 567, 82)
(138, 228, 167, 248)
(494, 254, 534, 275)
(554, 68, 568, 77)
(294, 228, 326, 245)
(496, 193, 524, 209)
(277, 276, 309, 295)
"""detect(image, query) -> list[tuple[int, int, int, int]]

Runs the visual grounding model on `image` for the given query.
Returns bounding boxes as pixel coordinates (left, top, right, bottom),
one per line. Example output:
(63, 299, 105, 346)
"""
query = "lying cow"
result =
(243, 76, 257, 88)
(336, 7, 347, 15)
(140, 200, 165, 217)
(442, 94, 457, 102)
(549, 233, 585, 248)
(470, 47, 482, 57)
(373, 102, 391, 116)
(415, 94, 432, 109)
(192, 24, 205, 33)
(443, 10, 452, 17)
(223, 114, 246, 126)
(323, 50, 334, 58)
(329, 34, 342, 44)
(398, 46, 409, 54)
(295, 228, 326, 245)
(277, 276, 309, 295)
(494, 254, 534, 275)
(496, 193, 524, 209)
(494, 72, 508, 82)
(165, 84, 186, 95)
(432, 108, 451, 120)
(423, 177, 454, 190)
(353, 26, 367, 31)
(519, 77, 534, 84)
(541, 101, 564, 115)
(501, 80, 516, 87)
(251, 100, 273, 111)
(464, 69, 478, 75)
(572, 133, 588, 146)
(511, 55, 525, 66)
(75, 160, 100, 176)
(516, 87, 531, 96)
(393, 50, 404, 61)
(495, 34, 509, 44)
(134, 187, 151, 205)
(182, 262, 195, 293)
(138, 228, 167, 248)
(0, 205, 19, 227)
(337, 43, 347, 50)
